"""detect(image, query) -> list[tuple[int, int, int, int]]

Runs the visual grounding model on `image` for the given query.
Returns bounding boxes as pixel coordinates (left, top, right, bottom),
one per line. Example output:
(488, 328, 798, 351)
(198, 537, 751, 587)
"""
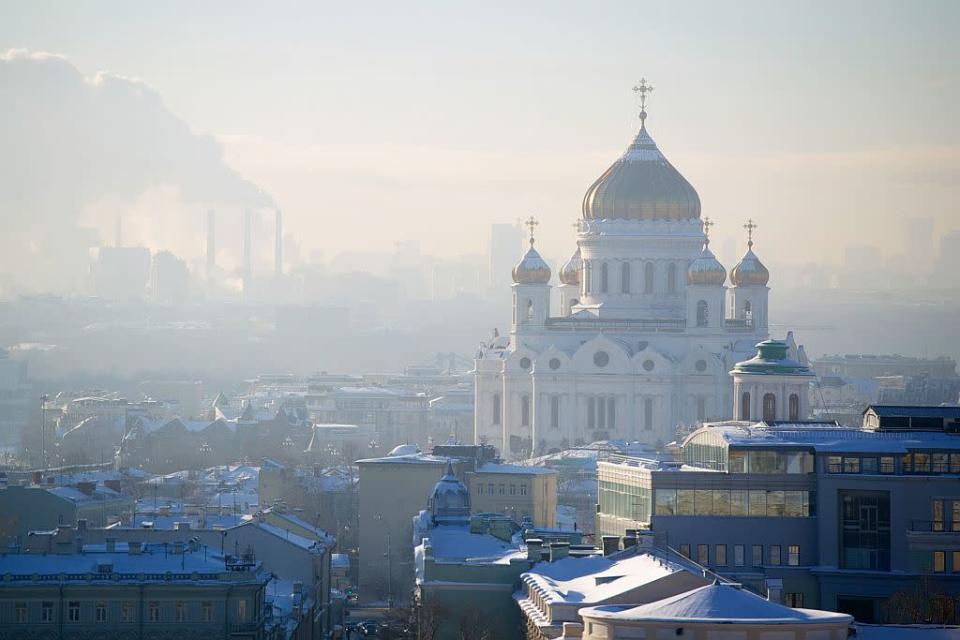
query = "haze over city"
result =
(0, 3, 959, 639)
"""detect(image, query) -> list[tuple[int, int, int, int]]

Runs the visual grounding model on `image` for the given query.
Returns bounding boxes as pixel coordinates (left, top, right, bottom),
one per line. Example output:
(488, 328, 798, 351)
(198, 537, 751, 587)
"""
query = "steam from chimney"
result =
(242, 208, 253, 291)
(275, 209, 283, 278)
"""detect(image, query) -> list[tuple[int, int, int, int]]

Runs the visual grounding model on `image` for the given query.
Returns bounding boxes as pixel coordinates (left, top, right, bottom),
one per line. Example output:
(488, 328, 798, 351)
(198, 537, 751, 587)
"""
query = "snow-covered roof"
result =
(581, 581, 852, 625)
(691, 421, 960, 454)
(476, 463, 557, 476)
(0, 545, 261, 583)
(522, 550, 688, 605)
(356, 452, 451, 465)
(422, 524, 524, 564)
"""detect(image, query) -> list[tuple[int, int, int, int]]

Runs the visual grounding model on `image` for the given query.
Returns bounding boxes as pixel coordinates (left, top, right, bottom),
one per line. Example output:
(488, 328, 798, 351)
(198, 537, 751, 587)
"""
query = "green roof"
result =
(730, 340, 815, 377)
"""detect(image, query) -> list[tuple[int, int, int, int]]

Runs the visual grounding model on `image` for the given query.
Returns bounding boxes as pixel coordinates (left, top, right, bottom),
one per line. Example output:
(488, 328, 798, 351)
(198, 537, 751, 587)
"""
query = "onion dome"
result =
(688, 245, 726, 286)
(730, 218, 769, 286)
(428, 462, 471, 523)
(559, 246, 582, 286)
(512, 239, 551, 285)
(582, 123, 701, 221)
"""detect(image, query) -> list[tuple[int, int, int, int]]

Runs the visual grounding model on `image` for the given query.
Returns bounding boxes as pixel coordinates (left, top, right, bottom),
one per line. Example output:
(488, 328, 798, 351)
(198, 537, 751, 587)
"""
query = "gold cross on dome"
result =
(632, 78, 654, 123)
(703, 217, 714, 245)
(524, 215, 539, 244)
(744, 218, 758, 248)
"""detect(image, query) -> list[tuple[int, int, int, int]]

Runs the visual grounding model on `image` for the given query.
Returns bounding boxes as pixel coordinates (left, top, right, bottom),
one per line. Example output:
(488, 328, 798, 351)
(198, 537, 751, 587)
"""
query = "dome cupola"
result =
(428, 462, 471, 524)
(730, 219, 769, 287)
(559, 246, 582, 286)
(512, 217, 551, 285)
(687, 217, 726, 286)
(582, 80, 700, 221)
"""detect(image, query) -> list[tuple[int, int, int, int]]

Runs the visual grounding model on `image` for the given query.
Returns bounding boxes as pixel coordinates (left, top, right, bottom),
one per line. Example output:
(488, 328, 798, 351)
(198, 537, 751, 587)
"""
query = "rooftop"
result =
(582, 581, 852, 625)
(475, 462, 557, 476)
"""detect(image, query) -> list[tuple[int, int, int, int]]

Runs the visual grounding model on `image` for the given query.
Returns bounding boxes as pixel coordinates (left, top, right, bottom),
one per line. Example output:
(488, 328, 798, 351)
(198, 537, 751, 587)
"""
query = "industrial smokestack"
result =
(275, 209, 283, 278)
(242, 208, 253, 290)
(116, 213, 123, 248)
(206, 209, 216, 276)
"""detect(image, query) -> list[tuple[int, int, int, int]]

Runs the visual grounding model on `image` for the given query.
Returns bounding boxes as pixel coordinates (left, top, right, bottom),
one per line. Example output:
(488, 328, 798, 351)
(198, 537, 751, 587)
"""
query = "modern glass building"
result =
(596, 405, 960, 623)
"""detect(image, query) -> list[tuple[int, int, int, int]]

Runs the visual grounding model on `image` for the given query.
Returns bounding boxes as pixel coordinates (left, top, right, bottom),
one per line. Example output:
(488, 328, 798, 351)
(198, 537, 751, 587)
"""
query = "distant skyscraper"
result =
(150, 250, 189, 304)
(489, 223, 523, 289)
(904, 217, 934, 271)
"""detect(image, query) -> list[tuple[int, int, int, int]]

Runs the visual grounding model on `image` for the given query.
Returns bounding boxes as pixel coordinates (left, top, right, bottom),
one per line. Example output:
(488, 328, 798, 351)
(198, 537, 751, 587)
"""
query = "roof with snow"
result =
(581, 581, 852, 625)
(475, 462, 557, 476)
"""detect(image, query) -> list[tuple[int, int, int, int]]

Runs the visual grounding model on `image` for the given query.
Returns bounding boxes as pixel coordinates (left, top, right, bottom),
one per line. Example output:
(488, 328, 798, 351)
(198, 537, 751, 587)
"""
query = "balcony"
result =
(910, 520, 960, 533)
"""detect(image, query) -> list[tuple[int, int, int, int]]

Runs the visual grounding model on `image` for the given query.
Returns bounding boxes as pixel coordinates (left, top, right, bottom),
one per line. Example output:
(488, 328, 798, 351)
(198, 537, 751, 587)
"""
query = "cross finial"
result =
(632, 78, 654, 126)
(744, 218, 758, 249)
(524, 215, 539, 246)
(703, 217, 714, 246)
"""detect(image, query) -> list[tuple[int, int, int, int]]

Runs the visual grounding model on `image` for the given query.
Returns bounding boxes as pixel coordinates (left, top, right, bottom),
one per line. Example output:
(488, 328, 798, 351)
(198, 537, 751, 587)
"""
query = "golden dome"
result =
(687, 245, 726, 286)
(512, 241, 551, 285)
(582, 125, 701, 221)
(730, 248, 769, 287)
(559, 246, 582, 286)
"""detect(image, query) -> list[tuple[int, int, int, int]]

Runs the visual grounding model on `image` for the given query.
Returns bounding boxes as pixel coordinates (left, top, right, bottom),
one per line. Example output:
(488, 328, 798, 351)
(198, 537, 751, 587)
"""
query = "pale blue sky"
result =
(2, 0, 957, 269)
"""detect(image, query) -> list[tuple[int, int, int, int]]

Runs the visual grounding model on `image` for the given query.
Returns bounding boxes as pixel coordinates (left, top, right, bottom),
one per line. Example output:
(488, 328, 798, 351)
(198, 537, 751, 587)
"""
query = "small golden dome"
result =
(730, 248, 769, 287)
(559, 246, 582, 286)
(687, 245, 726, 286)
(512, 241, 551, 285)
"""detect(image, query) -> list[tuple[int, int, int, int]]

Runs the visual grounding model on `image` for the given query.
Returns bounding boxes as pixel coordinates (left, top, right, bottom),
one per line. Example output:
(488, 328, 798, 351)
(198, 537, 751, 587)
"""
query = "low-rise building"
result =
(0, 540, 269, 639)
(466, 462, 558, 528)
(0, 482, 133, 545)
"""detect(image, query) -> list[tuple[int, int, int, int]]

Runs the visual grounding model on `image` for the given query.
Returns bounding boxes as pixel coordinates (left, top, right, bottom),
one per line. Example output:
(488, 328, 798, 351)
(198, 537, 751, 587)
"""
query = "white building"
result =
(475, 93, 802, 458)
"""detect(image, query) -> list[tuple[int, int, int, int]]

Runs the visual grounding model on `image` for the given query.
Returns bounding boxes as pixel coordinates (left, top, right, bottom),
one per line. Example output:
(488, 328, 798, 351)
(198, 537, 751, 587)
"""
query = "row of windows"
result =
(476, 482, 527, 496)
(825, 455, 897, 474)
(9, 600, 236, 624)
(598, 480, 651, 523)
(493, 394, 654, 431)
(932, 499, 960, 532)
(583, 261, 683, 296)
(654, 488, 816, 517)
(931, 550, 960, 573)
(678, 543, 801, 568)
(903, 452, 960, 475)
(739, 392, 801, 422)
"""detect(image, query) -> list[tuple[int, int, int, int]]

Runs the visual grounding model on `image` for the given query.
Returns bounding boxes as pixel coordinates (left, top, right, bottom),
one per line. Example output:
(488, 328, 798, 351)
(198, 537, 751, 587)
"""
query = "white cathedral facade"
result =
(474, 91, 810, 459)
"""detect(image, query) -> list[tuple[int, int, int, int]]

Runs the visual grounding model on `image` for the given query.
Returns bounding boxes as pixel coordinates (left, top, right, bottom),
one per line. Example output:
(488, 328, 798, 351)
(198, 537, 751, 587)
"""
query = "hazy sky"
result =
(1, 0, 958, 277)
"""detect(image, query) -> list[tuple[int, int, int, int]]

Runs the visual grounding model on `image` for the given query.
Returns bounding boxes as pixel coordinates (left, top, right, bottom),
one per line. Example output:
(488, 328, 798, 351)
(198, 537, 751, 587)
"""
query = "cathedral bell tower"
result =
(728, 219, 769, 331)
(686, 217, 727, 330)
(511, 216, 552, 333)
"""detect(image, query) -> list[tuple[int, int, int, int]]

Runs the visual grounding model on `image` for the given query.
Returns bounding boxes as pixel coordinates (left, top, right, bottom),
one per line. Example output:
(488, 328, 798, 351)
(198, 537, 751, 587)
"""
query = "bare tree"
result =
(886, 575, 959, 625)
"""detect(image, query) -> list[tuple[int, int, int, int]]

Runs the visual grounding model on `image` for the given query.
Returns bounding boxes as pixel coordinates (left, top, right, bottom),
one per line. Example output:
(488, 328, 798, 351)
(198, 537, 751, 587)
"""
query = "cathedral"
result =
(474, 82, 809, 459)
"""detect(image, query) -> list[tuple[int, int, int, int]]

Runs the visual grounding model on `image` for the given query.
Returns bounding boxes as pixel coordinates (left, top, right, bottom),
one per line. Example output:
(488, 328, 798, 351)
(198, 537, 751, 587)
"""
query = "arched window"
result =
(587, 397, 596, 429)
(521, 394, 530, 426)
(644, 262, 655, 294)
(763, 393, 777, 422)
(744, 300, 752, 322)
(525, 299, 533, 323)
(740, 392, 751, 421)
(600, 263, 609, 293)
(667, 263, 677, 293)
(696, 300, 709, 327)
(550, 396, 560, 429)
(621, 262, 631, 293)
(789, 394, 800, 421)
(493, 393, 501, 425)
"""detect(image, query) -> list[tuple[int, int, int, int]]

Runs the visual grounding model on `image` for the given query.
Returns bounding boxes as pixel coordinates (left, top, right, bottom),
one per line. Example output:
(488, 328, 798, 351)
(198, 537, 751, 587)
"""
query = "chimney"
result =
(207, 209, 216, 276)
(622, 534, 638, 550)
(526, 538, 543, 563)
(105, 538, 116, 552)
(242, 208, 253, 292)
(548, 542, 569, 562)
(76, 482, 95, 496)
(601, 535, 620, 556)
(128, 541, 142, 555)
(274, 209, 283, 277)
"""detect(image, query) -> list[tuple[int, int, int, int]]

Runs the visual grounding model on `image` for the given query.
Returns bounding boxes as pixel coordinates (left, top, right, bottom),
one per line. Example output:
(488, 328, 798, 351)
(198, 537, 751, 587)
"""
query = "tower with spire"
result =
(728, 218, 770, 330)
(511, 216, 551, 333)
